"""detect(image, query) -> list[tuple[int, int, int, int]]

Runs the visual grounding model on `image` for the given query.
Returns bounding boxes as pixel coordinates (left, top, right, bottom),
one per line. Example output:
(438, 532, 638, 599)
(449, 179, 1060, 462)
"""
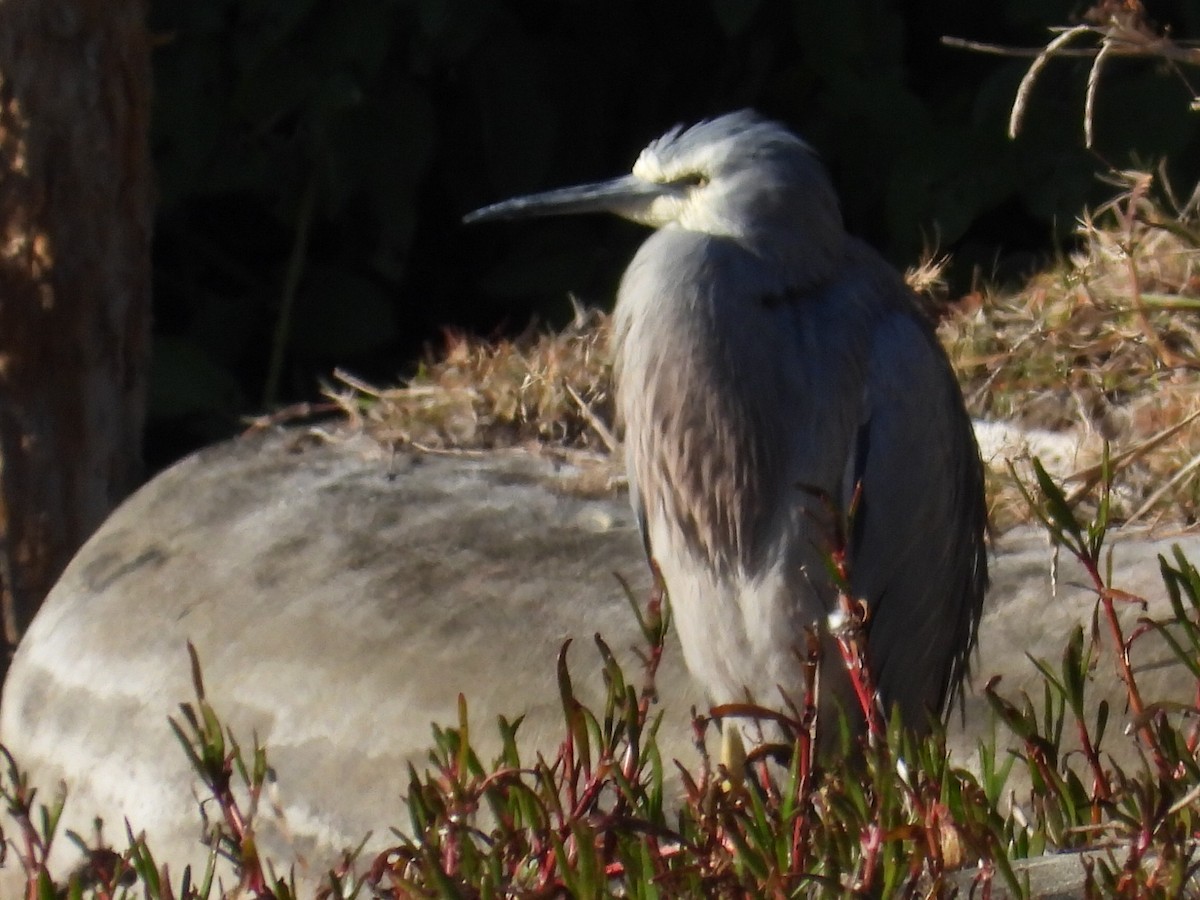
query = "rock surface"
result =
(1, 430, 705, 888)
(1, 427, 1197, 893)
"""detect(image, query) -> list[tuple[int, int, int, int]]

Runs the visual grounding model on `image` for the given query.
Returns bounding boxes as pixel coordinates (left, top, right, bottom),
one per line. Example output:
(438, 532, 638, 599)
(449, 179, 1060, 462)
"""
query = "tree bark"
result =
(0, 0, 152, 658)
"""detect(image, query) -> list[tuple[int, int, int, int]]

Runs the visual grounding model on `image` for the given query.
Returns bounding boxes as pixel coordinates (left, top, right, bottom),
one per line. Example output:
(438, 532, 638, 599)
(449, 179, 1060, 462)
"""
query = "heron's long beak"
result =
(463, 174, 669, 225)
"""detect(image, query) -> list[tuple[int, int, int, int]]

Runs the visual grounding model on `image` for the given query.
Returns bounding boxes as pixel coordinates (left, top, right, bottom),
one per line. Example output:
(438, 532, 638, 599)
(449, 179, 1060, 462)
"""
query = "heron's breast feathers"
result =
(619, 345, 784, 575)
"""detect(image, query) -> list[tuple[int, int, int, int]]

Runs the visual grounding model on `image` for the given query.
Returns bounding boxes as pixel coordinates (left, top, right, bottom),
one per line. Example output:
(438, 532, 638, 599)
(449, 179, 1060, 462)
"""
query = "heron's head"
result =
(464, 111, 844, 260)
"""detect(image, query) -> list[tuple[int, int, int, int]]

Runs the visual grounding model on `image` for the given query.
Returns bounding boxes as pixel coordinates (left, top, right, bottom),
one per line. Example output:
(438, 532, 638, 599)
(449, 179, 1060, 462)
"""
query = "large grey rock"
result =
(0, 430, 705, 887)
(1, 428, 1196, 893)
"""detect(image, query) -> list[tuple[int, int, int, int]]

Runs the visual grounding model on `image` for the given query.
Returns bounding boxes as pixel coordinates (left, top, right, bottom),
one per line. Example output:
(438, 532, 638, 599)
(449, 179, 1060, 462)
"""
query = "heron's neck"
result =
(744, 204, 846, 292)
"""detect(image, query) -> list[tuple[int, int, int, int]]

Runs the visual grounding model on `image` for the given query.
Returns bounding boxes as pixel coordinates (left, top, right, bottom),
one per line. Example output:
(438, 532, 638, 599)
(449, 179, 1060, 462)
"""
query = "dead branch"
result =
(944, 1, 1200, 147)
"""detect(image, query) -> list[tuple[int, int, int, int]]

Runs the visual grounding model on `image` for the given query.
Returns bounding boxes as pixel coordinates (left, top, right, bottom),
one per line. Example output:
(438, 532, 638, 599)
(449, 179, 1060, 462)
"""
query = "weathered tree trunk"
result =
(0, 0, 152, 659)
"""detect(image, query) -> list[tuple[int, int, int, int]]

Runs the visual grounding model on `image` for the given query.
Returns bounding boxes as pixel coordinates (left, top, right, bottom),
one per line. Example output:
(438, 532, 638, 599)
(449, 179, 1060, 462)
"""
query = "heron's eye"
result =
(674, 173, 709, 189)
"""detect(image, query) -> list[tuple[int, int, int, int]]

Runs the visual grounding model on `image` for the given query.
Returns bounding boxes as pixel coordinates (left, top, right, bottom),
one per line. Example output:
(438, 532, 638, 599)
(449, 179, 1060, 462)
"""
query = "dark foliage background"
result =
(145, 0, 1200, 467)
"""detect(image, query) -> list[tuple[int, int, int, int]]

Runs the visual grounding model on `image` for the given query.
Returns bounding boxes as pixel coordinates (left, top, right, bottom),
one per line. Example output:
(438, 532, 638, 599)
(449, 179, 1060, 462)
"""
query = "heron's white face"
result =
(627, 146, 736, 237)
(624, 119, 829, 248)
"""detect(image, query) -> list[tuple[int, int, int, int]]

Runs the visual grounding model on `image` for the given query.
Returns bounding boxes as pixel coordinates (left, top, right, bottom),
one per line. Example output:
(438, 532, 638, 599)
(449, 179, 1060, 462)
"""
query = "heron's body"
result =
(466, 111, 987, 737)
(616, 229, 984, 728)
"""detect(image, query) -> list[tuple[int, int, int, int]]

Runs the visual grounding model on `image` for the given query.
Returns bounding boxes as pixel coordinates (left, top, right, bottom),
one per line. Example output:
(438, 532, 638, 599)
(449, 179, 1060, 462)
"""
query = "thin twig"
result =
(944, 31, 1200, 67)
(1009, 25, 1093, 139)
(240, 400, 340, 432)
(1125, 449, 1200, 527)
(408, 442, 491, 457)
(941, 36, 1100, 59)
(330, 367, 384, 396)
(1084, 36, 1115, 148)
(1064, 408, 1200, 505)
(565, 384, 619, 454)
(952, 2, 1200, 146)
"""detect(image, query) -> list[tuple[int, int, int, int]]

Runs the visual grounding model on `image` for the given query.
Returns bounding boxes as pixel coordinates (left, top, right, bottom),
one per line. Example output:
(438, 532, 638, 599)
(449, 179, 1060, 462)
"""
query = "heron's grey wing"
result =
(846, 307, 988, 725)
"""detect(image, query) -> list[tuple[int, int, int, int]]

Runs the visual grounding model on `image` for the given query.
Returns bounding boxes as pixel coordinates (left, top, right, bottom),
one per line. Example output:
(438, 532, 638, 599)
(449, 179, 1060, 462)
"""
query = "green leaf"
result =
(1032, 457, 1083, 548)
(1095, 700, 1109, 749)
(1061, 625, 1087, 717)
(1085, 443, 1112, 561)
(36, 869, 55, 900)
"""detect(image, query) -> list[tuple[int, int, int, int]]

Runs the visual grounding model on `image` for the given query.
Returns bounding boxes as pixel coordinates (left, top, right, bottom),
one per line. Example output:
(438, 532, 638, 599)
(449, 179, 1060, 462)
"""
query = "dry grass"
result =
(324, 172, 1200, 532)
(946, 169, 1200, 530)
(323, 302, 616, 456)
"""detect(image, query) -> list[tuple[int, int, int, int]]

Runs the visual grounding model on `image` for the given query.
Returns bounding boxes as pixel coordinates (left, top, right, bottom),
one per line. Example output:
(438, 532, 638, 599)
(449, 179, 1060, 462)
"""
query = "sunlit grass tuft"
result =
(945, 170, 1200, 530)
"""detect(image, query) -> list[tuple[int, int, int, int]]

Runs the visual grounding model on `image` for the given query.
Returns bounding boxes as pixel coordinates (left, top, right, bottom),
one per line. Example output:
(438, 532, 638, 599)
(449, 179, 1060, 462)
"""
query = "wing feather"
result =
(846, 308, 988, 724)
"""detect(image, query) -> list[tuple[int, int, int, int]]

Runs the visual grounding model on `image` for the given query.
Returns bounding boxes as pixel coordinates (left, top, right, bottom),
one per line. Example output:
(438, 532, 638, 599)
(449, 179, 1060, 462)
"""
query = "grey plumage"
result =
(466, 110, 988, 739)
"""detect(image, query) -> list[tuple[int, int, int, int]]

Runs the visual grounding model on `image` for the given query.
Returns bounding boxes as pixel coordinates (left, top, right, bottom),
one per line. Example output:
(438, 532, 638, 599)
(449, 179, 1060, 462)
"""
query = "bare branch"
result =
(941, 36, 1097, 59)
(950, 1, 1200, 145)
(1085, 36, 1116, 148)
(1009, 25, 1092, 139)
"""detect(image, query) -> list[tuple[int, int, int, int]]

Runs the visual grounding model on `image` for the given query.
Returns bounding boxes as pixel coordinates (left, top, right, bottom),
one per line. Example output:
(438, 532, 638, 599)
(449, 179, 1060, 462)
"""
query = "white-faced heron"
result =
(465, 110, 988, 743)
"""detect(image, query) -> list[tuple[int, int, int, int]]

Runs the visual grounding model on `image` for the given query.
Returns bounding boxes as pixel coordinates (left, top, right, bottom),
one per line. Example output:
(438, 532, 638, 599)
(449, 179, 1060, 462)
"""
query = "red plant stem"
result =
(1072, 545, 1167, 774)
(824, 497, 886, 742)
(855, 822, 882, 893)
(1028, 745, 1060, 805)
(831, 592, 885, 742)
(789, 813, 807, 877)
(18, 815, 44, 880)
(1074, 716, 1111, 808)
(1098, 585, 1168, 774)
(569, 764, 612, 820)
(208, 757, 273, 897)
(561, 729, 579, 812)
(1117, 819, 1153, 893)
(2, 771, 51, 895)
(217, 783, 248, 840)
(921, 801, 946, 879)
(18, 811, 46, 900)
(441, 821, 459, 882)
(789, 682, 816, 875)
